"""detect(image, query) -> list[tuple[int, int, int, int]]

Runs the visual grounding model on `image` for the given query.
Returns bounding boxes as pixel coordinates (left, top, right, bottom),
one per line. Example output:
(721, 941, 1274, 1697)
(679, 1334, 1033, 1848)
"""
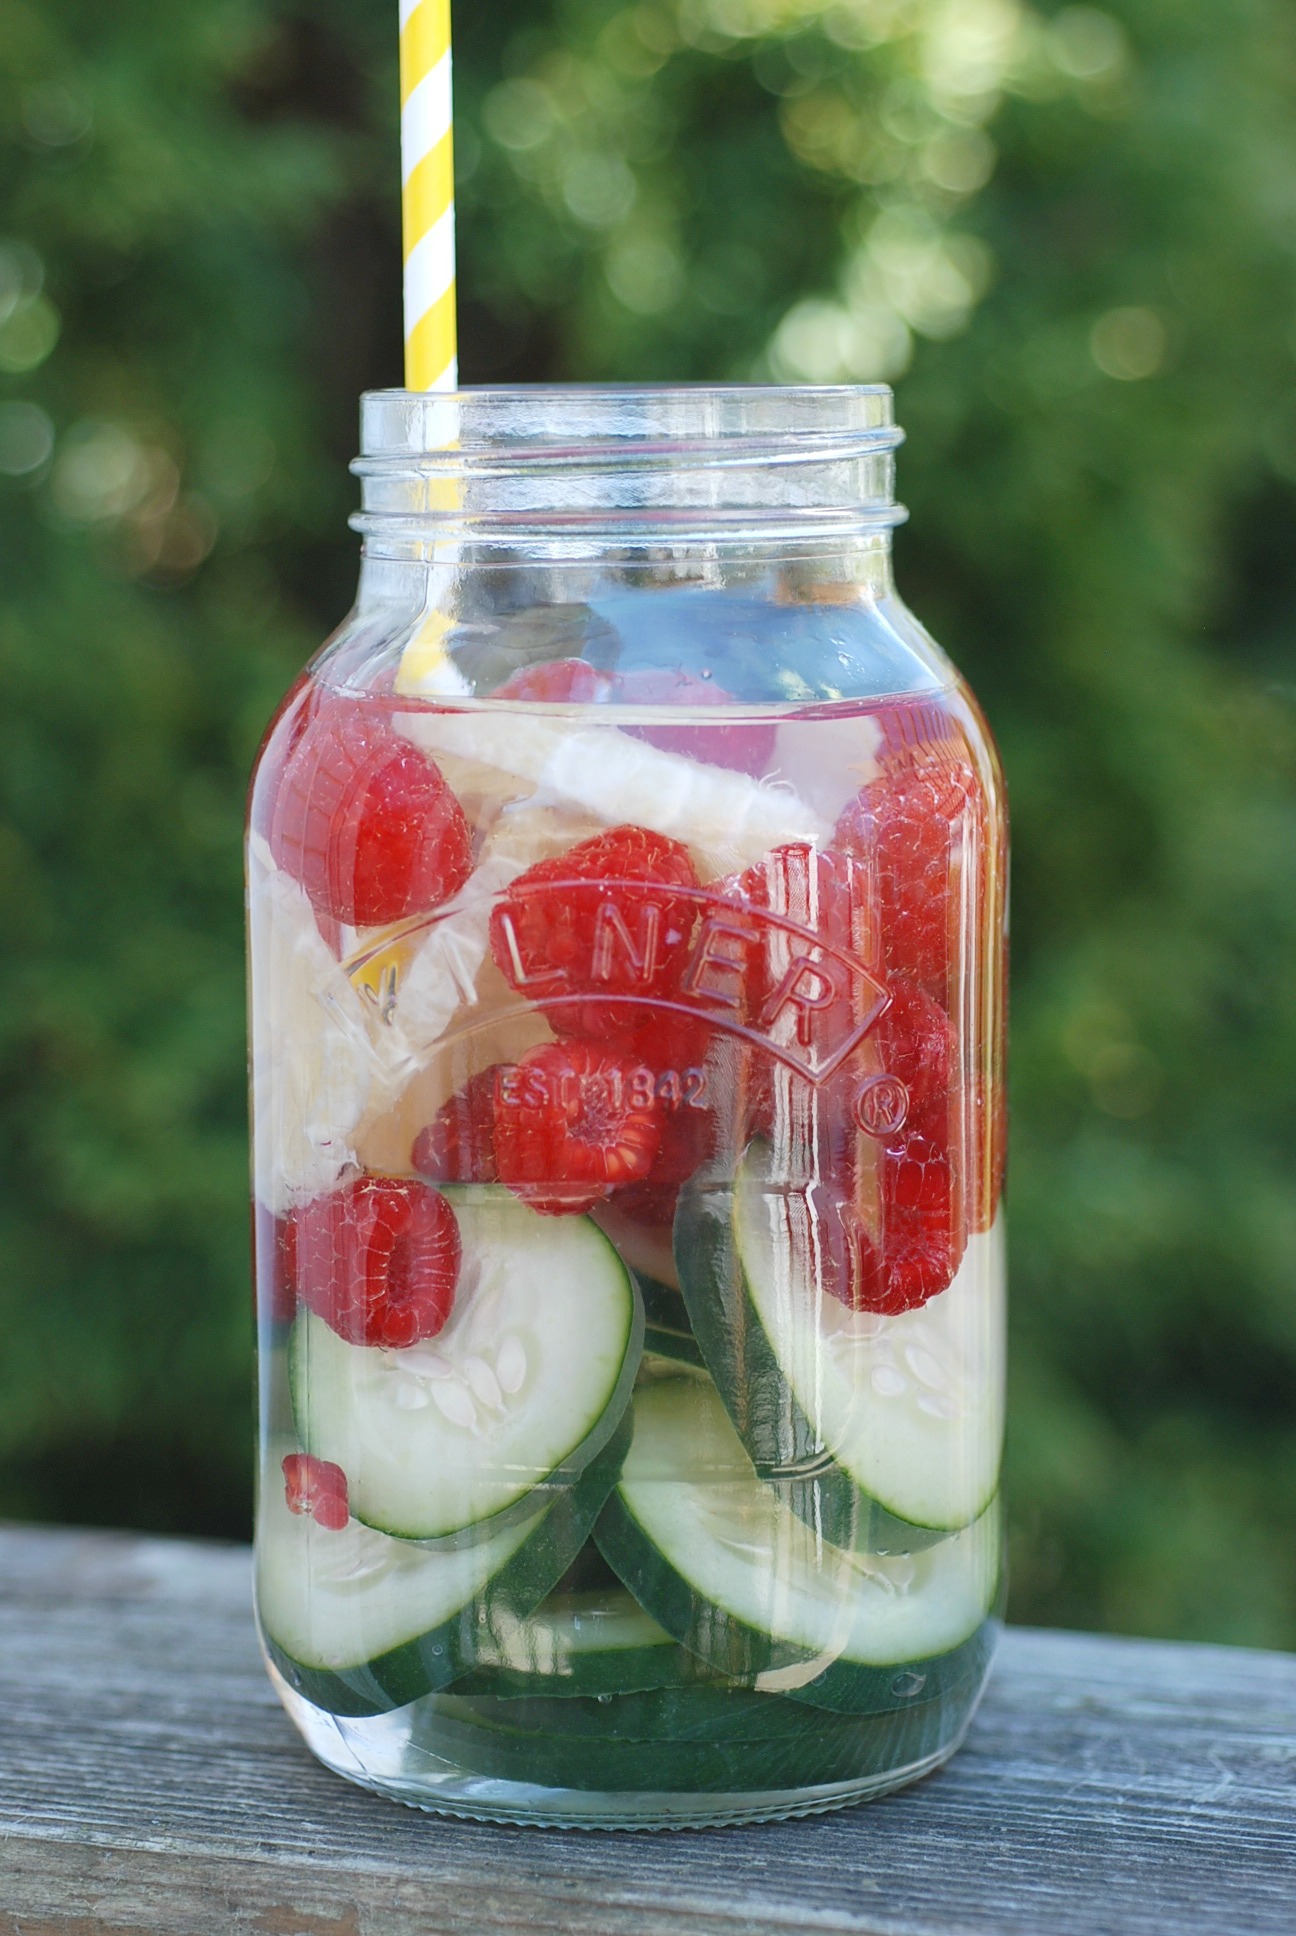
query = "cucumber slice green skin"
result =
(594, 1377, 1001, 1712)
(674, 1184, 941, 1551)
(450, 1589, 714, 1699)
(449, 1645, 703, 1701)
(292, 1191, 643, 1542)
(265, 1413, 630, 1719)
(784, 1617, 1000, 1715)
(595, 1482, 998, 1710)
(637, 1274, 705, 1369)
(413, 1689, 963, 1794)
(442, 1684, 851, 1742)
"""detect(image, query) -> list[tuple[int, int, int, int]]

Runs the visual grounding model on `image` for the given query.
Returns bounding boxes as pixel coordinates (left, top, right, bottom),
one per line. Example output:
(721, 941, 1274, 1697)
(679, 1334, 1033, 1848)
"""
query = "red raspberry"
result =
(873, 981, 956, 1120)
(819, 1133, 967, 1316)
(495, 660, 611, 704)
(882, 1133, 966, 1309)
(282, 1453, 350, 1532)
(289, 1176, 461, 1347)
(611, 1091, 716, 1227)
(729, 842, 876, 1005)
(613, 1010, 714, 1084)
(718, 845, 876, 1189)
(616, 668, 777, 776)
(494, 1041, 664, 1217)
(913, 1074, 1007, 1235)
(732, 841, 870, 939)
(748, 978, 954, 1160)
(490, 825, 700, 1042)
(411, 1069, 500, 1185)
(600, 1012, 716, 1224)
(834, 757, 986, 998)
(269, 698, 472, 930)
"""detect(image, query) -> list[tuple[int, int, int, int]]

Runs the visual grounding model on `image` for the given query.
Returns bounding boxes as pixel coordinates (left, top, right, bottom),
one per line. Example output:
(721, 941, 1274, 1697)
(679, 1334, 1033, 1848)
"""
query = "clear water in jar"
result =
(249, 663, 1006, 1828)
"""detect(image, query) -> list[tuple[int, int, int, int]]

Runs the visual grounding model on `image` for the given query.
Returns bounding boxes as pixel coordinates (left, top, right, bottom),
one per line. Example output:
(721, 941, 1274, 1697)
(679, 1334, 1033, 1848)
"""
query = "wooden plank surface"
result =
(1, 1524, 1293, 1936)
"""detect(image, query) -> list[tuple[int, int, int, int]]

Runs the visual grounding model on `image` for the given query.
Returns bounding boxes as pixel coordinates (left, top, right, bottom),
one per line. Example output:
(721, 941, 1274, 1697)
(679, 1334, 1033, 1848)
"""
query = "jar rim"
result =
(351, 385, 904, 549)
(356, 384, 901, 465)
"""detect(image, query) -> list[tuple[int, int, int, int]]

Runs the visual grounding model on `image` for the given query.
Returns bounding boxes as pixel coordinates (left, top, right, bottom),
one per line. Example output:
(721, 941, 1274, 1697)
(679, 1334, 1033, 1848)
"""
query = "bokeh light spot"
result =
(1090, 306, 1166, 381)
(21, 80, 94, 148)
(0, 402, 55, 479)
(1047, 6, 1127, 80)
(606, 235, 683, 313)
(562, 152, 637, 228)
(0, 295, 60, 375)
(483, 79, 556, 152)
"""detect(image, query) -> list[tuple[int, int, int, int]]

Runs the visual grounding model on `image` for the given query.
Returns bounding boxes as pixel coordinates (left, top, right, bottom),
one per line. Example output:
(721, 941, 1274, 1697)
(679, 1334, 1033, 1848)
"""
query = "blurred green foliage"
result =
(1, 0, 1294, 1643)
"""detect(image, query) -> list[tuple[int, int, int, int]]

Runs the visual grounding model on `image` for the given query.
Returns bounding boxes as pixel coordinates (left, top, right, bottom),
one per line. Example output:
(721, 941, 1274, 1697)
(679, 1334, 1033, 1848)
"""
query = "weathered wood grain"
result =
(1, 1524, 1293, 1936)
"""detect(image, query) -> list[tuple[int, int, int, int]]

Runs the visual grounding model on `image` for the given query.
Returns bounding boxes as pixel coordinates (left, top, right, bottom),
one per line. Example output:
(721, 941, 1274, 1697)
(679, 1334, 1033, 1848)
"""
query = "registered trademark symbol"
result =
(853, 1074, 910, 1138)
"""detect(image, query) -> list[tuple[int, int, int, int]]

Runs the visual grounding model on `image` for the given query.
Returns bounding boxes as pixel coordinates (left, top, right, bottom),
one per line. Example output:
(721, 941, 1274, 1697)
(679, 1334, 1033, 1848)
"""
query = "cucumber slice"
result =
(413, 1686, 959, 1794)
(450, 1587, 709, 1698)
(594, 1377, 999, 1709)
(442, 1684, 829, 1742)
(638, 1275, 704, 1368)
(676, 1146, 1004, 1541)
(258, 1417, 629, 1717)
(292, 1188, 642, 1540)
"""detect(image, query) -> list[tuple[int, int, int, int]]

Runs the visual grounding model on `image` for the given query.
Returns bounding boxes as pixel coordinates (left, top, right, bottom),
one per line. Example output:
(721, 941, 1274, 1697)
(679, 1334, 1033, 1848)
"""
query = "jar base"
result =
(268, 1657, 986, 1831)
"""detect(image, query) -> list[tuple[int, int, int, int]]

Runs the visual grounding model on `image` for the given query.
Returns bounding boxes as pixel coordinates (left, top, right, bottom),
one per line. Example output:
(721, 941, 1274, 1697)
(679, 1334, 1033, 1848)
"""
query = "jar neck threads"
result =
(351, 386, 906, 560)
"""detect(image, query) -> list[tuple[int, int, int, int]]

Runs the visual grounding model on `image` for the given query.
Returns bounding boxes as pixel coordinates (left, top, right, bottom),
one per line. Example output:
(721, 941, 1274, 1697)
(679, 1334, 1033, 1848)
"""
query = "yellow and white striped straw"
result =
(400, 0, 457, 392)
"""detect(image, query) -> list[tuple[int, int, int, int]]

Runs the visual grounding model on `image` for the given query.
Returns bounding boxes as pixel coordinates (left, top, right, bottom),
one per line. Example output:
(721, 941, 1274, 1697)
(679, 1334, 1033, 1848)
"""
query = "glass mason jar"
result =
(248, 386, 1007, 1829)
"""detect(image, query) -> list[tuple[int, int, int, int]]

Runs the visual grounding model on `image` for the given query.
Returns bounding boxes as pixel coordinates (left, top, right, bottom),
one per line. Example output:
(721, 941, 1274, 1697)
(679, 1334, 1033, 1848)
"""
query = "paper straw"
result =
(392, 0, 469, 700)
(400, 0, 457, 391)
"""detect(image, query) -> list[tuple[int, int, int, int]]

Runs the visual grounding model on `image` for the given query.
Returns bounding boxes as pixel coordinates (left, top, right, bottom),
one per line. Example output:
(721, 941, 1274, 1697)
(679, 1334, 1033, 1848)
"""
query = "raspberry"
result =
(834, 757, 986, 997)
(719, 845, 877, 1187)
(494, 1041, 664, 1217)
(495, 660, 611, 704)
(601, 1014, 716, 1224)
(882, 1133, 966, 1309)
(269, 698, 472, 930)
(733, 840, 869, 939)
(722, 845, 879, 1107)
(283, 1453, 350, 1532)
(614, 1010, 713, 1083)
(617, 668, 777, 776)
(873, 980, 956, 1119)
(818, 1133, 967, 1316)
(289, 1176, 461, 1347)
(490, 824, 700, 1042)
(751, 977, 954, 1149)
(913, 1074, 1007, 1235)
(729, 842, 876, 1006)
(611, 1093, 716, 1227)
(411, 1069, 500, 1185)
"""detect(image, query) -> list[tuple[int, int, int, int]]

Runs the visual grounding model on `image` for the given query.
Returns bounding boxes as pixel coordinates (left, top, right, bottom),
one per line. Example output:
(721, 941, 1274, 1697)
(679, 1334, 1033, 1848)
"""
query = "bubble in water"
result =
(890, 1670, 926, 1700)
